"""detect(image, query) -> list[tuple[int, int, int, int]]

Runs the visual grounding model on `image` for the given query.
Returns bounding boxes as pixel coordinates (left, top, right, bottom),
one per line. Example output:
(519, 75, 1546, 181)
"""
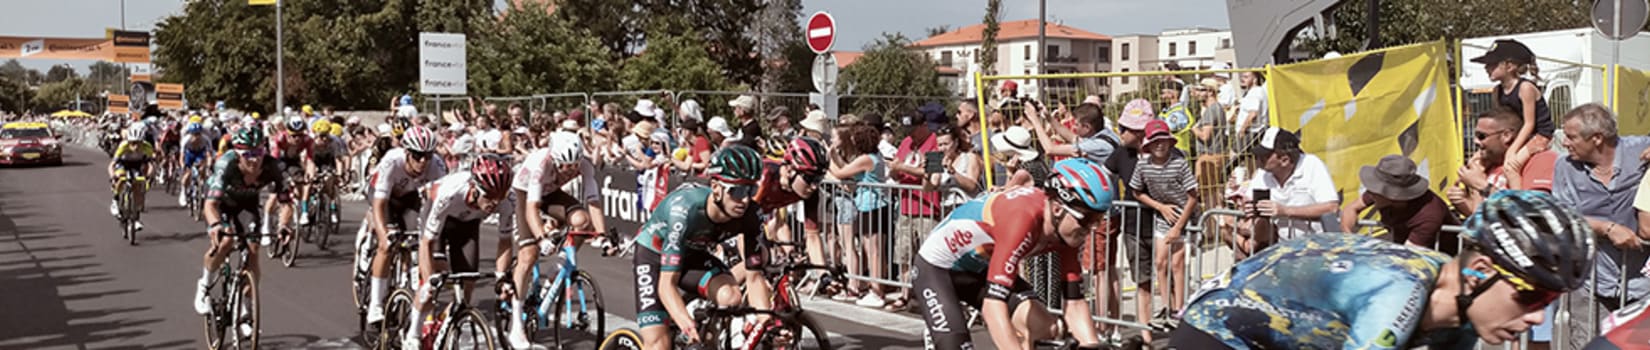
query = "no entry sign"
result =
(806, 12, 836, 54)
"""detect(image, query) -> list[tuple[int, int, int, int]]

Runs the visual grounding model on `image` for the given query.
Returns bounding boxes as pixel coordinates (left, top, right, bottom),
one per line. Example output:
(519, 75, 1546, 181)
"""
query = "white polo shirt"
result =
(1248, 153, 1338, 240)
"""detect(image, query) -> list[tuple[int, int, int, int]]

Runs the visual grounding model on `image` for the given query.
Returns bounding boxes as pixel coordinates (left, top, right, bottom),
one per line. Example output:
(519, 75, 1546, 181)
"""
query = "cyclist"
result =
(630, 145, 773, 350)
(193, 127, 293, 316)
(915, 158, 1111, 350)
(362, 126, 447, 330)
(178, 117, 217, 207)
(268, 116, 313, 245)
(402, 155, 516, 350)
(750, 137, 830, 266)
(108, 124, 158, 230)
(503, 130, 609, 349)
(158, 115, 184, 178)
(1171, 190, 1592, 349)
(300, 120, 347, 225)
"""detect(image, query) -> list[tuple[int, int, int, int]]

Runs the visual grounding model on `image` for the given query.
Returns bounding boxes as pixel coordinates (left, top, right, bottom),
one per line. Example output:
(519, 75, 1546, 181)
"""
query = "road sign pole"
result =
(275, 0, 284, 115)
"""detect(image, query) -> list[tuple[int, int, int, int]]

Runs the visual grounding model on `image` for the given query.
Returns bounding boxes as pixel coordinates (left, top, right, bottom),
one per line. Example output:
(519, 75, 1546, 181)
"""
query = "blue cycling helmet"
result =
(1048, 158, 1115, 213)
(185, 122, 204, 134)
(400, 94, 414, 106)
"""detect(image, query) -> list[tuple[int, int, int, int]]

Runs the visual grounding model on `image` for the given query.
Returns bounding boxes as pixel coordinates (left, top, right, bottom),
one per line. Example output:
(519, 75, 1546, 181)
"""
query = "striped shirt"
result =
(1129, 153, 1196, 236)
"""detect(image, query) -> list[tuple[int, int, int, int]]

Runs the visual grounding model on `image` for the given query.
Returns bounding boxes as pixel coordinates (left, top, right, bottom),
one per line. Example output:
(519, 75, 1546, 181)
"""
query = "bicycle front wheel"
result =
(281, 230, 301, 267)
(377, 289, 416, 349)
(769, 311, 832, 350)
(230, 270, 260, 349)
(441, 308, 498, 350)
(596, 328, 644, 350)
(550, 270, 606, 348)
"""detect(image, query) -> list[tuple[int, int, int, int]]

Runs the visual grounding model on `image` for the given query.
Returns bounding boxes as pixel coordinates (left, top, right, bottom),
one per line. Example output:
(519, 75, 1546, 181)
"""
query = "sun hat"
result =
(1359, 155, 1430, 201)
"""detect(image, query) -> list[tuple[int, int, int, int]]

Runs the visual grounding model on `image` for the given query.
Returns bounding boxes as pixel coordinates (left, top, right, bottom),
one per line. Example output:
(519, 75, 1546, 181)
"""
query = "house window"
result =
(1189, 41, 1197, 56)
(973, 48, 979, 63)
(1168, 42, 1177, 57)
(941, 51, 953, 66)
(1221, 38, 1232, 49)
(1121, 43, 1131, 61)
(1024, 45, 1031, 60)
(1097, 46, 1111, 63)
(1121, 68, 1131, 84)
(1047, 45, 1060, 58)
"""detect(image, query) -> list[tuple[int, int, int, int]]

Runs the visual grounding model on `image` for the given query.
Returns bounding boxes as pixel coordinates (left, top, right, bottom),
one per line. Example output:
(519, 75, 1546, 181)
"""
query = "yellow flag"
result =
(1616, 65, 1650, 135)
(1267, 41, 1462, 203)
(249, 0, 276, 5)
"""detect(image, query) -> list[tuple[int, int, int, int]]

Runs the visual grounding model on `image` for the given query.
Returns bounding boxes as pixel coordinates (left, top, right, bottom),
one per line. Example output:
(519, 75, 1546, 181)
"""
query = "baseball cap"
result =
(729, 95, 756, 110)
(707, 117, 735, 138)
(634, 99, 658, 117)
(1470, 39, 1535, 64)
(1143, 119, 1174, 145)
(767, 105, 790, 120)
(1117, 99, 1155, 130)
(1251, 127, 1301, 160)
(919, 102, 948, 129)
(991, 126, 1038, 161)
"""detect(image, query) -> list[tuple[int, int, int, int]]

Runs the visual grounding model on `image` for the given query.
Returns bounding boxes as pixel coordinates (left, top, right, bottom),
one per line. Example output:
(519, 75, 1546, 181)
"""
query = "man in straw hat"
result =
(1338, 155, 1460, 254)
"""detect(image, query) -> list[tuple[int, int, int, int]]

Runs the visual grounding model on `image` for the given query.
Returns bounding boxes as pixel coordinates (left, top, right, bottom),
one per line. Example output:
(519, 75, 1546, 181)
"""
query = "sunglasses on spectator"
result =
(1474, 130, 1511, 140)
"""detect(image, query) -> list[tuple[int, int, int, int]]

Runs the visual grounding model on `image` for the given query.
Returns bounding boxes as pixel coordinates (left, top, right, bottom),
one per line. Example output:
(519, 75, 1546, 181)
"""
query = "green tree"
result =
(0, 60, 42, 86)
(86, 61, 129, 95)
(926, 25, 953, 38)
(467, 0, 618, 97)
(30, 78, 96, 113)
(1300, 0, 1590, 57)
(561, 0, 765, 86)
(839, 33, 950, 116)
(751, 0, 812, 93)
(619, 29, 731, 92)
(44, 65, 78, 84)
(0, 76, 33, 113)
(979, 0, 1002, 76)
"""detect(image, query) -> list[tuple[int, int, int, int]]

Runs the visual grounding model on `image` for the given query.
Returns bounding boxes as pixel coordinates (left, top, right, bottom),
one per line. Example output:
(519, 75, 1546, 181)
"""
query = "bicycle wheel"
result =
(281, 229, 300, 267)
(442, 308, 499, 350)
(203, 272, 229, 350)
(550, 270, 607, 348)
(230, 270, 260, 349)
(317, 199, 338, 249)
(597, 328, 644, 350)
(767, 312, 831, 350)
(376, 289, 415, 349)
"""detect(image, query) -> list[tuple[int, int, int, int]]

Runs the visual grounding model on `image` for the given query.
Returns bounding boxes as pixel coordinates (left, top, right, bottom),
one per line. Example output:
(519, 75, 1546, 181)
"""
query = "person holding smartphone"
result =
(1238, 127, 1338, 256)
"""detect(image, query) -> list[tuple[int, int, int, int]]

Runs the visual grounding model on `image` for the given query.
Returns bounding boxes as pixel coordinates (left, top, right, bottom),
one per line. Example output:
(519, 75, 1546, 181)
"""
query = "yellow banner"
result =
(1617, 65, 1650, 135)
(1267, 41, 1462, 202)
(249, 0, 276, 5)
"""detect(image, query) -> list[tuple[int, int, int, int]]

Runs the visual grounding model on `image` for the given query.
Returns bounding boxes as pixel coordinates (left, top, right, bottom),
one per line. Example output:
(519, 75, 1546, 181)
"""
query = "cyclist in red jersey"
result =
(749, 137, 829, 264)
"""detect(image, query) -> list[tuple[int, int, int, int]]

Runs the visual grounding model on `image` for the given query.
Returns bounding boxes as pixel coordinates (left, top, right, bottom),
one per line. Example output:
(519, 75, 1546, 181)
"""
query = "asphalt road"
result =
(0, 145, 990, 350)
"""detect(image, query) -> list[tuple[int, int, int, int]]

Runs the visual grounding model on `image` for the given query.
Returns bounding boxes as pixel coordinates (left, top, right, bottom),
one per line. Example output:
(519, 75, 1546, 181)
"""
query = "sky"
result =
(0, 0, 1231, 72)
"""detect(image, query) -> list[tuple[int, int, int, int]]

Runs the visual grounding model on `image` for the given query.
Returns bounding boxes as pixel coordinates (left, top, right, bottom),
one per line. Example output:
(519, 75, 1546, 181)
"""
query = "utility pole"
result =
(1037, 0, 1046, 97)
(275, 0, 285, 115)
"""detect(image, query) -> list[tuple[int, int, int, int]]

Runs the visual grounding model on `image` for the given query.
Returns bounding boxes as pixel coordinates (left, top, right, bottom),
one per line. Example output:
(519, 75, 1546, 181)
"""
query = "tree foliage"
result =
(840, 33, 950, 116)
(751, 0, 812, 93)
(979, 0, 1002, 76)
(559, 0, 768, 87)
(467, 0, 617, 97)
(30, 78, 97, 113)
(44, 65, 78, 84)
(1299, 0, 1597, 57)
(0, 76, 33, 113)
(86, 61, 129, 95)
(620, 29, 731, 92)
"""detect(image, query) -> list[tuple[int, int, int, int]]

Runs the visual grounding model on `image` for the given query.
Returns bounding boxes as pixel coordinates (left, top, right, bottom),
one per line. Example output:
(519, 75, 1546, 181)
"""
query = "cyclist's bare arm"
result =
(982, 299, 1022, 350)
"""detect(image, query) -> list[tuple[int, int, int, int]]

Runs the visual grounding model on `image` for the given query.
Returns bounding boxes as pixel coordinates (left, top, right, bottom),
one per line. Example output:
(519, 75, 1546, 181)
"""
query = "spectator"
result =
(1158, 80, 1195, 154)
(634, 99, 665, 128)
(472, 112, 505, 156)
(622, 117, 667, 170)
(1473, 39, 1554, 171)
(1448, 107, 1559, 216)
(1235, 71, 1268, 138)
(1338, 155, 1460, 254)
(1130, 118, 1197, 334)
(678, 99, 704, 123)
(799, 110, 827, 140)
(990, 126, 1039, 188)
(1237, 127, 1337, 257)
(860, 113, 898, 162)
(730, 95, 761, 150)
(825, 121, 890, 307)
(1552, 103, 1650, 349)
(930, 125, 982, 210)
(955, 99, 986, 153)
(993, 80, 1021, 111)
(767, 106, 798, 146)
(1192, 78, 1230, 205)
(1210, 64, 1238, 106)
(884, 102, 948, 312)
(706, 116, 736, 148)
(671, 118, 712, 174)
(1025, 102, 1121, 164)
(446, 122, 475, 171)
(1098, 99, 1155, 338)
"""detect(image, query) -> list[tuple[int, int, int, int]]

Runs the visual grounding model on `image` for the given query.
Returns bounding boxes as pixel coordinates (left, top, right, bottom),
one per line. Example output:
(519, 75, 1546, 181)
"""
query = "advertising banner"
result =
(418, 33, 466, 95)
(157, 83, 185, 110)
(0, 37, 113, 61)
(1617, 65, 1650, 135)
(110, 30, 151, 63)
(107, 94, 130, 114)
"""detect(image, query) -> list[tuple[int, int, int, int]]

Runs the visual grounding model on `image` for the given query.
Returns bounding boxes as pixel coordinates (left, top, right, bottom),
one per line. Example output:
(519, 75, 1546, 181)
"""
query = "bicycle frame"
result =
(425, 272, 495, 348)
(533, 230, 602, 328)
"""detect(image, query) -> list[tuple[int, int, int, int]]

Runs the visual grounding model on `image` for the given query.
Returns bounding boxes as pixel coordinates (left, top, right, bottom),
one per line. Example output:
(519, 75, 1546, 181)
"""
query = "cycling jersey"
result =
(916, 186, 1083, 297)
(1178, 233, 1476, 350)
(631, 185, 764, 272)
(368, 148, 447, 201)
(206, 151, 290, 211)
(421, 172, 516, 240)
(113, 141, 157, 169)
(751, 160, 803, 212)
(181, 133, 212, 152)
(270, 131, 312, 160)
(510, 147, 599, 205)
(1589, 298, 1650, 349)
(306, 136, 346, 167)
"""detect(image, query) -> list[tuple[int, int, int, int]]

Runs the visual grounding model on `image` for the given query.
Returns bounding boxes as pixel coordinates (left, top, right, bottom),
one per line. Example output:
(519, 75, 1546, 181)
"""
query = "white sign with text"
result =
(418, 32, 466, 95)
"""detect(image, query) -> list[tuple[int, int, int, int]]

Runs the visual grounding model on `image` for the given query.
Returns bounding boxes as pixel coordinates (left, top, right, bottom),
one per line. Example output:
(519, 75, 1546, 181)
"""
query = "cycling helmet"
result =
(784, 137, 828, 175)
(230, 126, 265, 149)
(469, 155, 513, 196)
(377, 123, 392, 135)
(1463, 190, 1595, 293)
(547, 131, 584, 165)
(285, 116, 306, 131)
(346, 116, 361, 125)
(188, 115, 203, 124)
(203, 118, 217, 129)
(707, 145, 762, 185)
(1048, 158, 1115, 213)
(311, 120, 332, 134)
(123, 124, 146, 141)
(328, 123, 344, 136)
(399, 126, 438, 152)
(251, 112, 261, 120)
(185, 122, 204, 134)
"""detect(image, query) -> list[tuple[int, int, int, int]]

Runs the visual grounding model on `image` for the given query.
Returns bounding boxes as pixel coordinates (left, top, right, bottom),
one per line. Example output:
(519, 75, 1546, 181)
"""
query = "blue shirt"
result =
(1076, 129, 1122, 165)
(1552, 135, 1650, 301)
(1180, 233, 1475, 350)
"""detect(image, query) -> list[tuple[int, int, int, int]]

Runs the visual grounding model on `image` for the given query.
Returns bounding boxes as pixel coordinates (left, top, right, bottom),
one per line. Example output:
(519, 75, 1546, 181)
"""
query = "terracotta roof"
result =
(912, 19, 1110, 48)
(935, 66, 963, 75)
(833, 51, 863, 68)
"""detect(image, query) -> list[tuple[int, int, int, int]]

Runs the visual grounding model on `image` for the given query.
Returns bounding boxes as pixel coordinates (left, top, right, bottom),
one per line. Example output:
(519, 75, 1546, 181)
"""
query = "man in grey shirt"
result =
(1550, 103, 1650, 349)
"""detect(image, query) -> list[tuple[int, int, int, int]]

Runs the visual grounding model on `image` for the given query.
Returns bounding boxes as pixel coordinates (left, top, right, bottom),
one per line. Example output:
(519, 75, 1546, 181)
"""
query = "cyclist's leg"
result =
(694, 254, 742, 308)
(914, 260, 973, 350)
(634, 248, 674, 350)
(802, 197, 826, 266)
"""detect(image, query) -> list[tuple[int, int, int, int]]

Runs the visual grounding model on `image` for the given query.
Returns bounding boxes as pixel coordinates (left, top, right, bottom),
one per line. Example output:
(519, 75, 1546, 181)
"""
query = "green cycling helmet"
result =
(230, 126, 266, 150)
(707, 144, 762, 185)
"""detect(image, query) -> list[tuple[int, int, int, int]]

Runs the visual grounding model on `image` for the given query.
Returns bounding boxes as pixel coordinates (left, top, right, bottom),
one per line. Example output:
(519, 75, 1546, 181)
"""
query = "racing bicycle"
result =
(381, 272, 499, 350)
(496, 228, 617, 348)
(355, 229, 422, 348)
(114, 172, 146, 246)
(202, 212, 263, 350)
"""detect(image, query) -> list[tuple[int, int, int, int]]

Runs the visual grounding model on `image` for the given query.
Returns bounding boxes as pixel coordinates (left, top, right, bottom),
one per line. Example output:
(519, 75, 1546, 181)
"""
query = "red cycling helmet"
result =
(469, 155, 513, 197)
(784, 137, 827, 176)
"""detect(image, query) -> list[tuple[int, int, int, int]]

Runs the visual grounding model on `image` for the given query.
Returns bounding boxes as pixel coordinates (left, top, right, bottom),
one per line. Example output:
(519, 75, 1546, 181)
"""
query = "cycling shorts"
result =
(633, 247, 729, 328)
(214, 206, 263, 242)
(430, 217, 481, 274)
(376, 191, 423, 235)
(1167, 322, 1235, 350)
(513, 190, 587, 247)
(183, 149, 209, 168)
(914, 260, 1039, 350)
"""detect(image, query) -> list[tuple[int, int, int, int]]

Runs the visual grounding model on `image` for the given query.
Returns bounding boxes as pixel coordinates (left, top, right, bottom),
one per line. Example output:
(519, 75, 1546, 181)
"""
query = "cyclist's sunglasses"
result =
(1474, 267, 1563, 311)
(406, 150, 432, 162)
(719, 181, 757, 201)
(235, 148, 265, 159)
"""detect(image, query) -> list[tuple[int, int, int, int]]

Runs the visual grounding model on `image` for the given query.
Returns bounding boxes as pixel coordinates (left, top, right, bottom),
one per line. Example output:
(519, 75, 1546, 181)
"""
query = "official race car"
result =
(0, 122, 64, 166)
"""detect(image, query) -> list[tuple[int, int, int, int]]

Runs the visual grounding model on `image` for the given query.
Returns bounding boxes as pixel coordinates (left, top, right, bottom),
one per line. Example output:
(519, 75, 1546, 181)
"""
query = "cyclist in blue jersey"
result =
(1171, 190, 1593, 349)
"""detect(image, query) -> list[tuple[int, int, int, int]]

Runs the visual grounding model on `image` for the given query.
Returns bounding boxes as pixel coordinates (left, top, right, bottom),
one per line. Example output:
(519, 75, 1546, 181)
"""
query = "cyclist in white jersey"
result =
(361, 127, 448, 328)
(503, 130, 606, 349)
(400, 155, 516, 350)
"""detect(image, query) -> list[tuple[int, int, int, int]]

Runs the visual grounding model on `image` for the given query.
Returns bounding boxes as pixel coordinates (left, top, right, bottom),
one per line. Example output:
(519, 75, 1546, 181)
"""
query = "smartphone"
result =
(1252, 188, 1271, 216)
(924, 151, 945, 175)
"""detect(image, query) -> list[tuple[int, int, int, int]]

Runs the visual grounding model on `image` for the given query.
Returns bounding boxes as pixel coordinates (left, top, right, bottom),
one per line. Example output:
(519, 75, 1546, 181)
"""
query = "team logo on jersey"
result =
(1375, 329, 1398, 347)
(1328, 260, 1353, 273)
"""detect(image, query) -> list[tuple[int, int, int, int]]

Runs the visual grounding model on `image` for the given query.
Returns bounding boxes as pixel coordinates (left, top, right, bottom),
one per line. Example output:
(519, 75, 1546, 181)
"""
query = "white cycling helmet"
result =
(346, 116, 361, 125)
(203, 118, 217, 129)
(285, 116, 306, 131)
(400, 126, 438, 152)
(124, 124, 146, 141)
(377, 123, 392, 135)
(547, 131, 583, 165)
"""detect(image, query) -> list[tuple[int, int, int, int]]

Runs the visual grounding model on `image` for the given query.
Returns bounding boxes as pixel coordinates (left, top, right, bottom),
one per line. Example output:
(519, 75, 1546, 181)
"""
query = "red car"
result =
(0, 122, 65, 166)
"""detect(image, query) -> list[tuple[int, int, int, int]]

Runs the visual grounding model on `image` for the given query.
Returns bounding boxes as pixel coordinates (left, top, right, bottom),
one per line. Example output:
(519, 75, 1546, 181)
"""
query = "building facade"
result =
(911, 19, 1112, 98)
